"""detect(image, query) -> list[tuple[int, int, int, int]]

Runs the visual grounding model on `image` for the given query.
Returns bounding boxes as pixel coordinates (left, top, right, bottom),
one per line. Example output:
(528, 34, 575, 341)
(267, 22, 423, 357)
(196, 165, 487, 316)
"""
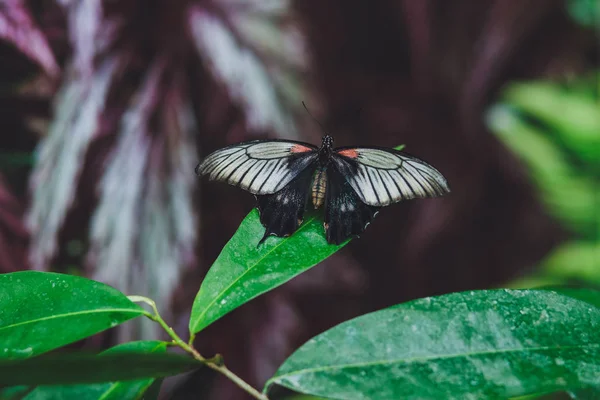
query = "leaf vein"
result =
(191, 216, 317, 331)
(270, 342, 600, 383)
(0, 308, 143, 333)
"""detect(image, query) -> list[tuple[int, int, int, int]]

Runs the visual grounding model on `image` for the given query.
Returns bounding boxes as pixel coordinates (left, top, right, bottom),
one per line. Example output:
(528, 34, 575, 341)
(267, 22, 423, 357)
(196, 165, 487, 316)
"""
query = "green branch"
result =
(128, 296, 268, 400)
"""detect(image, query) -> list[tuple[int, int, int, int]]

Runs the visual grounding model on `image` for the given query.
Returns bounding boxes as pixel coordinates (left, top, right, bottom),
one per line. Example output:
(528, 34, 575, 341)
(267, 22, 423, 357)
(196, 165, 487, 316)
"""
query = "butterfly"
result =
(195, 134, 450, 245)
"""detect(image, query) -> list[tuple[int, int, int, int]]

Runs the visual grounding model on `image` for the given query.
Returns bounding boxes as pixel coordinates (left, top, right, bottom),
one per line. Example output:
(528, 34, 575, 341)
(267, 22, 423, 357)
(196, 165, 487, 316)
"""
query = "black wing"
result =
(256, 163, 316, 244)
(196, 139, 318, 195)
(324, 162, 380, 245)
(333, 147, 450, 206)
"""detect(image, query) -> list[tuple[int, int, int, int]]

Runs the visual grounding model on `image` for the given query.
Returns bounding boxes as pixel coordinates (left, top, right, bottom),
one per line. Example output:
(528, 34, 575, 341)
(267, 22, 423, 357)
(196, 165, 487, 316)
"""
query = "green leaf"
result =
(541, 241, 600, 285)
(0, 152, 35, 168)
(189, 209, 347, 334)
(567, 0, 599, 28)
(138, 378, 163, 400)
(501, 81, 600, 164)
(22, 341, 170, 400)
(486, 105, 597, 236)
(568, 386, 600, 399)
(507, 241, 600, 291)
(0, 351, 202, 386)
(0, 386, 31, 399)
(0, 271, 146, 359)
(265, 288, 600, 399)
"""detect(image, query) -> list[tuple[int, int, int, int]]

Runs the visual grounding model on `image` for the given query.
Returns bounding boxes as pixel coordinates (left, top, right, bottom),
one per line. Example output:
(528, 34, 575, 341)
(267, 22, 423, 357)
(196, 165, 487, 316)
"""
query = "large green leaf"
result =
(0, 271, 146, 360)
(22, 341, 170, 400)
(189, 209, 347, 334)
(0, 351, 202, 386)
(0, 386, 31, 399)
(568, 387, 600, 399)
(265, 289, 600, 399)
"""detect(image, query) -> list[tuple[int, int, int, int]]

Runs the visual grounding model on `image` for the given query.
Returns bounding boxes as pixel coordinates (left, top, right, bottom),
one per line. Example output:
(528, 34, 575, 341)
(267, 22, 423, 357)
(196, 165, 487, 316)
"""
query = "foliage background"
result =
(0, 0, 597, 399)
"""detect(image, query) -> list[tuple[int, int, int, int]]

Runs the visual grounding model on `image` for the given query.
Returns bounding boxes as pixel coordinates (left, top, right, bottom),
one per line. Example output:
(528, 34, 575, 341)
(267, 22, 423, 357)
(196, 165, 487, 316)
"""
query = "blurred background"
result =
(0, 0, 598, 399)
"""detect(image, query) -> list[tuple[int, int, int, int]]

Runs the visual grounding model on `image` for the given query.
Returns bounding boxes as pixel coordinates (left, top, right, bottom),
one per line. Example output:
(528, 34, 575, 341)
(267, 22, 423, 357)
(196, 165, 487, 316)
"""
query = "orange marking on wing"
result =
(338, 149, 359, 158)
(290, 144, 313, 153)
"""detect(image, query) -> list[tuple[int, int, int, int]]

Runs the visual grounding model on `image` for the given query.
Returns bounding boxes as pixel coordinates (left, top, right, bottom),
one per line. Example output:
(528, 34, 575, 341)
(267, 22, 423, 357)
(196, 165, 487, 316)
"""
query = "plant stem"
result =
(128, 295, 269, 400)
(206, 363, 269, 400)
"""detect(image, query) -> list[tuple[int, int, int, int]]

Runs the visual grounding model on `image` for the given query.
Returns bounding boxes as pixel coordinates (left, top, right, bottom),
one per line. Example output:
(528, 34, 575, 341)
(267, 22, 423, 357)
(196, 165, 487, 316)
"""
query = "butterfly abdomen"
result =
(311, 168, 327, 209)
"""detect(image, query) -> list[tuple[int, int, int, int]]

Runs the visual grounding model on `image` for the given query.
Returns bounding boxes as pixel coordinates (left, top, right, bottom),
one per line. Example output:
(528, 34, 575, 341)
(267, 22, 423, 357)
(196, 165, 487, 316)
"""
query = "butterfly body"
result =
(196, 135, 450, 245)
(311, 168, 327, 209)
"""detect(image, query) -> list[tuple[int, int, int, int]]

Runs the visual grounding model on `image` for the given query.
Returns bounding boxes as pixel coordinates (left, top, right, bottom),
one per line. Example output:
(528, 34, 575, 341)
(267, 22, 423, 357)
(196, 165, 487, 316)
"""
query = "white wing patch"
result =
(246, 141, 299, 159)
(338, 148, 450, 206)
(196, 141, 316, 194)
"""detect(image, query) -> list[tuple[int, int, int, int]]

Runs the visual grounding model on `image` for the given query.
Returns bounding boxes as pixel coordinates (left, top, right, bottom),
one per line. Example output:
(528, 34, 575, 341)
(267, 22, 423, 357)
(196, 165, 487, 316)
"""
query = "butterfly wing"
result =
(332, 147, 450, 206)
(324, 164, 380, 245)
(256, 164, 316, 244)
(196, 140, 318, 194)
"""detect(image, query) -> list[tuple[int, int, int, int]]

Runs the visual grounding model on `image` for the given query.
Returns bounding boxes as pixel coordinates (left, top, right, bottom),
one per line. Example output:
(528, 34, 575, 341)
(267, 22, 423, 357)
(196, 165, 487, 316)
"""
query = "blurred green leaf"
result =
(568, 386, 600, 399)
(0, 152, 35, 169)
(189, 209, 348, 334)
(0, 351, 201, 386)
(541, 241, 600, 284)
(0, 386, 31, 400)
(567, 0, 599, 28)
(266, 288, 600, 399)
(487, 105, 597, 236)
(504, 275, 570, 291)
(491, 76, 600, 297)
(507, 241, 600, 290)
(0, 271, 146, 360)
(502, 82, 600, 164)
(487, 105, 573, 181)
(22, 341, 169, 400)
(139, 378, 163, 400)
(511, 392, 569, 400)
(566, 71, 600, 100)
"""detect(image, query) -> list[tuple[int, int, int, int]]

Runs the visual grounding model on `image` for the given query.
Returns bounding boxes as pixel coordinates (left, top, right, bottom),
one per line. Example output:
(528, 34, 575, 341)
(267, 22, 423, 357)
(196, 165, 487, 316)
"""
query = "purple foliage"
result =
(0, 0, 59, 76)
(0, 0, 596, 398)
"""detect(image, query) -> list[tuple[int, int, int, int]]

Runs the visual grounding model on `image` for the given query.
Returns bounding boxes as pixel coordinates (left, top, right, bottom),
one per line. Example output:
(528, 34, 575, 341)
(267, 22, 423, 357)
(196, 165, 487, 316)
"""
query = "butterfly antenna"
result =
(302, 101, 330, 135)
